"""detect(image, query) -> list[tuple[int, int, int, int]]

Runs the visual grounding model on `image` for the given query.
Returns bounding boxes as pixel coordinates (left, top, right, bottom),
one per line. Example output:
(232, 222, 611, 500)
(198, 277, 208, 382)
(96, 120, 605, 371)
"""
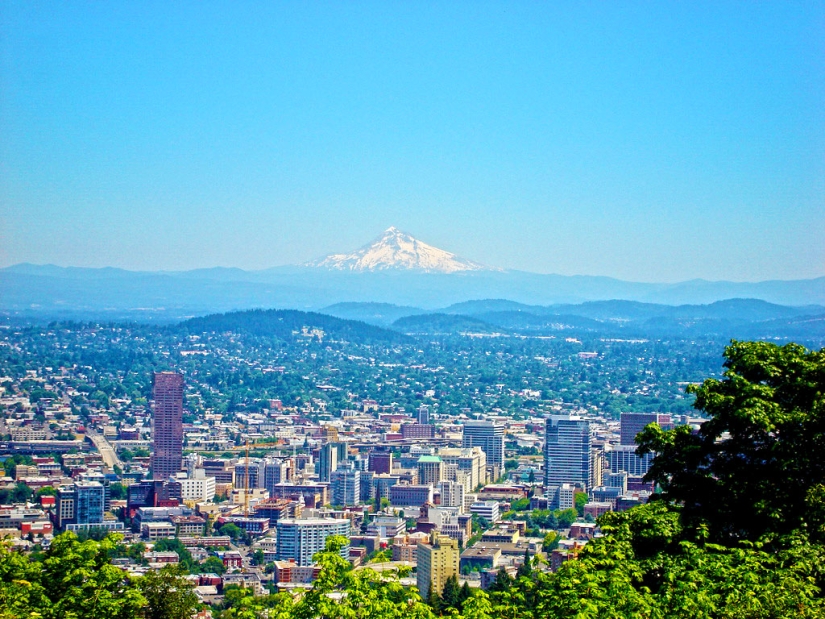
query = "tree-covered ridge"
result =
(177, 309, 412, 345)
(392, 313, 505, 334)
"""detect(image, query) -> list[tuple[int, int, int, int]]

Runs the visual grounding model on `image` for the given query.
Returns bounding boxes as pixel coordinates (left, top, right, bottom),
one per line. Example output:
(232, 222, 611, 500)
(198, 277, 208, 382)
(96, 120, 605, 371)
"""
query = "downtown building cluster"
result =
(0, 361, 704, 603)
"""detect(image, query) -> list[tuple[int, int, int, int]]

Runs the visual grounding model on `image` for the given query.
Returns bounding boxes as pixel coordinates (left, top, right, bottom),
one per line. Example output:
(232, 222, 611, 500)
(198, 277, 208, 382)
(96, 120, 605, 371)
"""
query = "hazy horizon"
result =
(2, 2, 823, 283)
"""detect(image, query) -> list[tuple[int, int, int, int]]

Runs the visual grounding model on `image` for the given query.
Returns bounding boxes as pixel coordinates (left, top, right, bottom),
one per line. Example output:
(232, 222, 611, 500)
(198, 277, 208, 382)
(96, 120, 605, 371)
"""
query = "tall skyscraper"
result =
(606, 444, 655, 476)
(318, 442, 340, 482)
(264, 458, 293, 494)
(620, 413, 672, 446)
(545, 415, 593, 490)
(330, 465, 361, 506)
(151, 372, 184, 481)
(461, 421, 504, 466)
(234, 460, 264, 489)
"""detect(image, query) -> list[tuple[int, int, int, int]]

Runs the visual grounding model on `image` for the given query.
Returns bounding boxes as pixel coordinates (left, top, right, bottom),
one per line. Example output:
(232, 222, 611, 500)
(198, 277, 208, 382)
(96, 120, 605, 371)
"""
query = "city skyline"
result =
(2, 3, 823, 283)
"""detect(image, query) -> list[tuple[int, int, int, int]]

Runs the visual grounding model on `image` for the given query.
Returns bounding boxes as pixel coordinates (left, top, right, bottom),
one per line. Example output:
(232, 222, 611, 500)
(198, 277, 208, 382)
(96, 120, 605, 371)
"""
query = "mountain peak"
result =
(305, 227, 494, 273)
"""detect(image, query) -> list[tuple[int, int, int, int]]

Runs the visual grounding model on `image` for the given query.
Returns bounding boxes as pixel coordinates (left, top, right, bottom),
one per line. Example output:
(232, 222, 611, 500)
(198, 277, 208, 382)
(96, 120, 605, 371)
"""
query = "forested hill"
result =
(392, 313, 505, 335)
(176, 309, 410, 345)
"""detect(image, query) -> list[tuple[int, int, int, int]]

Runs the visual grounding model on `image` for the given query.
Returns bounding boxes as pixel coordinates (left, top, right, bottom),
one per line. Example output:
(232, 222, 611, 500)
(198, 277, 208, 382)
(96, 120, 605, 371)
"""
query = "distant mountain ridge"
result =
(2, 261, 825, 322)
(387, 298, 825, 342)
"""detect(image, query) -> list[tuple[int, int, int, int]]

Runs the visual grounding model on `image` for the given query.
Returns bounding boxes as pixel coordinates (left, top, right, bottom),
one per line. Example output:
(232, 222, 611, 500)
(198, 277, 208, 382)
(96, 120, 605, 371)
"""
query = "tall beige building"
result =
(438, 447, 487, 490)
(417, 533, 459, 598)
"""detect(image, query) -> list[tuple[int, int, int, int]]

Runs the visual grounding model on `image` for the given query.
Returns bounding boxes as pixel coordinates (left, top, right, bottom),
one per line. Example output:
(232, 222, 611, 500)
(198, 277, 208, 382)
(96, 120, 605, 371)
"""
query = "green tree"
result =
(639, 340, 825, 542)
(40, 532, 146, 619)
(426, 580, 441, 613)
(217, 522, 243, 541)
(541, 531, 559, 552)
(198, 555, 227, 575)
(440, 574, 461, 611)
(516, 548, 532, 578)
(153, 538, 195, 572)
(137, 564, 198, 619)
(556, 508, 577, 529)
(486, 567, 511, 593)
(458, 581, 472, 611)
(574, 492, 588, 517)
(0, 482, 33, 504)
(110, 482, 127, 500)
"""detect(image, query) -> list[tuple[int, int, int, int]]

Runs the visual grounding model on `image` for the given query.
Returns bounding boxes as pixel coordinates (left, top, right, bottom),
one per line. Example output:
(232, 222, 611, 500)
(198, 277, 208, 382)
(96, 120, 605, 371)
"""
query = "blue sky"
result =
(1, 1, 823, 282)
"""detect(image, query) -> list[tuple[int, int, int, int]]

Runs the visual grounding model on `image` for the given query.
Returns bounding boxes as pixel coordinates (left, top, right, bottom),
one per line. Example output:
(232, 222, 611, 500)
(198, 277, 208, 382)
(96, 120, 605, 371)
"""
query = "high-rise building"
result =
(418, 405, 431, 425)
(330, 466, 361, 506)
(461, 421, 504, 466)
(620, 413, 672, 446)
(56, 481, 122, 532)
(373, 474, 400, 500)
(417, 456, 444, 485)
(234, 460, 264, 489)
(151, 372, 184, 481)
(402, 424, 435, 440)
(417, 533, 459, 598)
(318, 442, 343, 482)
(171, 469, 216, 503)
(606, 444, 655, 476)
(368, 451, 393, 474)
(389, 484, 434, 507)
(437, 480, 466, 512)
(545, 415, 593, 490)
(275, 518, 350, 566)
(438, 447, 487, 490)
(264, 458, 293, 494)
(360, 471, 376, 502)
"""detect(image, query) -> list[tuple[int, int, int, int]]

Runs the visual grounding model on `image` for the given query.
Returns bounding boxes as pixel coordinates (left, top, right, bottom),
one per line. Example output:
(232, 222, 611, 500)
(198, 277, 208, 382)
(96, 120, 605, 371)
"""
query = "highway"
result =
(85, 429, 123, 470)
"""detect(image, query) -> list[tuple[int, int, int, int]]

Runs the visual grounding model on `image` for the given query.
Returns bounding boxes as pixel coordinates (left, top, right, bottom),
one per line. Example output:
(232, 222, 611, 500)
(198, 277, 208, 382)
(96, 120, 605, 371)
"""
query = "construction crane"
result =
(244, 438, 250, 517)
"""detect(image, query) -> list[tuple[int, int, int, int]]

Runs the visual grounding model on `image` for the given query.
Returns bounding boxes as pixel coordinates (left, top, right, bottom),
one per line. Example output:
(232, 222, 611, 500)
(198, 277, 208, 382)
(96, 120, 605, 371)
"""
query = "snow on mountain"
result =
(305, 227, 494, 273)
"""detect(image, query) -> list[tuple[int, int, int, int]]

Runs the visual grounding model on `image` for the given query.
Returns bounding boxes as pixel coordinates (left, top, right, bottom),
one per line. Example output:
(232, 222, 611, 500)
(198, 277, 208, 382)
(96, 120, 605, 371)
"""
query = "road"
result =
(85, 429, 123, 470)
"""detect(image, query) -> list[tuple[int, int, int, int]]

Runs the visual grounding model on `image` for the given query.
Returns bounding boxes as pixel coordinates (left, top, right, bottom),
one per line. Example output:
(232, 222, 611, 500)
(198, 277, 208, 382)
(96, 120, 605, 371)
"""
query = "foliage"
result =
(110, 482, 127, 500)
(542, 531, 559, 552)
(510, 498, 530, 511)
(0, 532, 146, 619)
(197, 555, 227, 575)
(639, 340, 825, 542)
(152, 538, 196, 572)
(137, 564, 198, 619)
(574, 492, 588, 517)
(2, 455, 34, 478)
(0, 482, 34, 504)
(216, 522, 243, 541)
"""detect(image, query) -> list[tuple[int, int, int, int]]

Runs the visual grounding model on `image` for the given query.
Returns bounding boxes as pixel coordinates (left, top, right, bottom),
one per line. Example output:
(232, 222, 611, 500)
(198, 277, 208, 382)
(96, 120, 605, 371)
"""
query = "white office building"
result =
(275, 518, 351, 566)
(545, 414, 593, 490)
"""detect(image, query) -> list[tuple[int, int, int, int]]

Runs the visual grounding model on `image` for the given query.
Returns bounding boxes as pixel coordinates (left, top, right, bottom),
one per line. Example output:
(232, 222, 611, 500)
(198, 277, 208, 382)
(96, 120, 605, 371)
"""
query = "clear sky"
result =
(1, 2, 823, 282)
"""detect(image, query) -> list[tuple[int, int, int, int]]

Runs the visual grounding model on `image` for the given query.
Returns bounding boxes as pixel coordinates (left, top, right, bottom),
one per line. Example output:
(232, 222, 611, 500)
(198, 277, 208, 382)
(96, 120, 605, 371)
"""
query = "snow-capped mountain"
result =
(305, 227, 493, 273)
